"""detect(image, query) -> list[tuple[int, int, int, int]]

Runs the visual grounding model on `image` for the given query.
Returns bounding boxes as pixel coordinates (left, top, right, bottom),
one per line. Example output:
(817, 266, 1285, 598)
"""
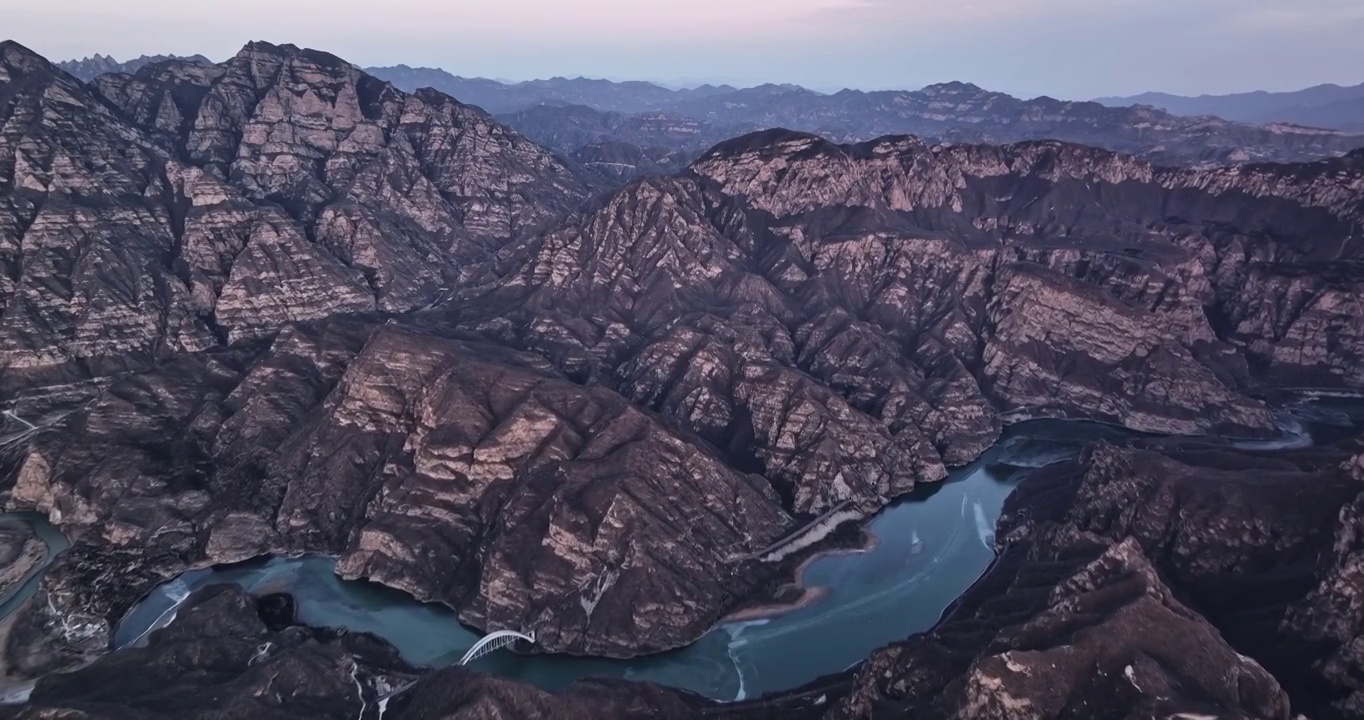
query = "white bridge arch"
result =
(457, 629, 536, 666)
(378, 630, 538, 704)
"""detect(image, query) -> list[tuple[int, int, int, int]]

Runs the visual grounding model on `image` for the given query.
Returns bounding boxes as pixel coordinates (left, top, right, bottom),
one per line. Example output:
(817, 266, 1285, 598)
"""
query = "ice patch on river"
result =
(1231, 412, 1312, 451)
(120, 578, 193, 649)
(0, 681, 33, 705)
(973, 502, 995, 550)
(723, 619, 768, 701)
(761, 508, 863, 563)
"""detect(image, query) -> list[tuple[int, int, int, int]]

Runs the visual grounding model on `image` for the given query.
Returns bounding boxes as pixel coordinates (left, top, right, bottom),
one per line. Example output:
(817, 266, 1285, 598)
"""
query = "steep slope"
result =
(22, 436, 1364, 720)
(5, 40, 1364, 697)
(833, 433, 1364, 720)
(0, 40, 597, 390)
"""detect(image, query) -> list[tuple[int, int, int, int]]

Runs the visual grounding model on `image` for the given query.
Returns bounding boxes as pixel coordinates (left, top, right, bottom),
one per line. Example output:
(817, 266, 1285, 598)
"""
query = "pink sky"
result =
(9, 0, 1364, 97)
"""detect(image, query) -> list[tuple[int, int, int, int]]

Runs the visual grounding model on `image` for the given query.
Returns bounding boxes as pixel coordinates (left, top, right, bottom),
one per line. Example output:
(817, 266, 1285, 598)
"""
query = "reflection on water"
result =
(114, 419, 1143, 700)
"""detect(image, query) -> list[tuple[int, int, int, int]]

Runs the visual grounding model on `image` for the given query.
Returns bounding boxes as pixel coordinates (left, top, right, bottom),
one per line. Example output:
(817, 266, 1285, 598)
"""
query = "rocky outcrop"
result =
(21, 435, 1364, 720)
(10, 583, 822, 720)
(0, 319, 796, 668)
(6, 38, 1364, 709)
(672, 81, 1364, 166)
(0, 520, 42, 602)
(829, 432, 1364, 720)
(493, 86, 1364, 179)
(0, 39, 597, 390)
(13, 585, 419, 719)
(836, 537, 1292, 719)
(1279, 452, 1364, 719)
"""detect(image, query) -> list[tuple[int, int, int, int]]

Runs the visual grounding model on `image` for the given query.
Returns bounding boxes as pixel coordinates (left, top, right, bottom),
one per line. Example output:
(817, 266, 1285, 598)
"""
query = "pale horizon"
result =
(10, 0, 1364, 99)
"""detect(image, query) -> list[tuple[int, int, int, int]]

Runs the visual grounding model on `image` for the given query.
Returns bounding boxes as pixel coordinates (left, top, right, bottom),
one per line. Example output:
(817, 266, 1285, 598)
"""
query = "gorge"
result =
(3, 36, 1364, 720)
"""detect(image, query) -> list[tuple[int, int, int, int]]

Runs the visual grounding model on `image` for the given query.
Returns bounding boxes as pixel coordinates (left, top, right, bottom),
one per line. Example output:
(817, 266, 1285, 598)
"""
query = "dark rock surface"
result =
(824, 434, 1364, 720)
(15, 437, 1364, 720)
(0, 521, 42, 602)
(8, 582, 820, 720)
(0, 39, 598, 390)
(11, 584, 419, 719)
(4, 37, 1364, 717)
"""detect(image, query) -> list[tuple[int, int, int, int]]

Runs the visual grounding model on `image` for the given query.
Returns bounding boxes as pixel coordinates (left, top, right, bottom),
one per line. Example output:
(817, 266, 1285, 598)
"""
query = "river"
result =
(12, 397, 1364, 701)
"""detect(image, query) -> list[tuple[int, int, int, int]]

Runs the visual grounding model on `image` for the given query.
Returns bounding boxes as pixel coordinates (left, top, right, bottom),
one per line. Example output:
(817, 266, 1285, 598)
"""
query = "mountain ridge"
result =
(1097, 81, 1364, 131)
(5, 38, 1364, 720)
(56, 51, 214, 80)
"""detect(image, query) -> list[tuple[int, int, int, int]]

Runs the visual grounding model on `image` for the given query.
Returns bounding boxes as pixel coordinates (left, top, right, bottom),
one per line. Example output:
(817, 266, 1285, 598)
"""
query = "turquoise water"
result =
(41, 399, 1364, 701)
(0, 512, 71, 620)
(111, 419, 1138, 700)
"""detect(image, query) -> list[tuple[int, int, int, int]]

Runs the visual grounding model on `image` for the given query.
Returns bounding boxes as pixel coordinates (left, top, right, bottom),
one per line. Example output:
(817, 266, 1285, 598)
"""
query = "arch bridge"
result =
(378, 630, 537, 705)
(457, 629, 536, 666)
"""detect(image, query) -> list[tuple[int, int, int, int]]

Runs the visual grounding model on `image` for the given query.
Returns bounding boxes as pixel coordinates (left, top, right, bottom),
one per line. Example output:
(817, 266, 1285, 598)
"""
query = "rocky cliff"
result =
(17, 436, 1364, 720)
(1, 39, 597, 391)
(4, 38, 1364, 717)
(832, 434, 1364, 719)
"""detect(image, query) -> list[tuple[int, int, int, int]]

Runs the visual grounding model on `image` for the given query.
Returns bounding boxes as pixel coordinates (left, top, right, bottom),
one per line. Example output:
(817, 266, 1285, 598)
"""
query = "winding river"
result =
(0, 512, 70, 620)
(9, 397, 1364, 701)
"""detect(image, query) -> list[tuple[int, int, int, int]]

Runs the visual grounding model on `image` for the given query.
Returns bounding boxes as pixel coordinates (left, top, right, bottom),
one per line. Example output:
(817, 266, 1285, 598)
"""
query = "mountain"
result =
(365, 65, 737, 114)
(67, 58, 1364, 178)
(0, 39, 597, 388)
(56, 52, 213, 80)
(1097, 82, 1364, 131)
(496, 104, 709, 180)
(496, 82, 1364, 181)
(6, 38, 1364, 720)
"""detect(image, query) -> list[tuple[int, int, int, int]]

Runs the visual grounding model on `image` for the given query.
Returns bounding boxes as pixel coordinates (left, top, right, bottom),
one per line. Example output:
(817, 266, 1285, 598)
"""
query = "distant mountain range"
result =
(9, 39, 1364, 720)
(1097, 83, 1364, 132)
(50, 55, 1364, 183)
(494, 81, 1364, 180)
(364, 65, 740, 114)
(365, 67, 1364, 179)
(57, 53, 212, 80)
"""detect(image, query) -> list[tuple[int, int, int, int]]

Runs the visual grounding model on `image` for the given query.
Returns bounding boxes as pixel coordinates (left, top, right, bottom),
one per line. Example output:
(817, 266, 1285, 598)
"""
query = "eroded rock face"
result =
(830, 435, 1364, 720)
(5, 38, 1364, 706)
(0, 39, 597, 388)
(835, 538, 1292, 720)
(10, 583, 814, 720)
(0, 323, 775, 664)
(55, 53, 213, 81)
(14, 585, 418, 720)
(24, 438, 1363, 720)
(0, 520, 42, 602)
